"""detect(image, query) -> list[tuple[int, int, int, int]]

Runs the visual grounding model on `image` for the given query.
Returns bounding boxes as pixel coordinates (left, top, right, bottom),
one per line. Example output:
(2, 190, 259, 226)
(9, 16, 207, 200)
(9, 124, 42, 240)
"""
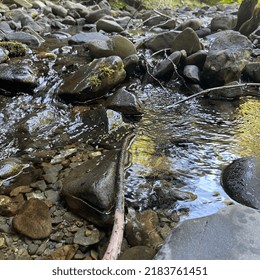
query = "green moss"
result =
(86, 76, 102, 88)
(0, 41, 27, 57)
(99, 67, 115, 78)
(110, 0, 127, 9)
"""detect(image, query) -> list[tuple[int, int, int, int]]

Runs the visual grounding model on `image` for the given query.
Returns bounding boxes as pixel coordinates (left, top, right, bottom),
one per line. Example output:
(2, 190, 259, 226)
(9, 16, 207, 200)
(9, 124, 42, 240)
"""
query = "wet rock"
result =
(58, 56, 126, 102)
(234, 0, 258, 31)
(87, 35, 137, 59)
(155, 205, 260, 260)
(62, 149, 120, 226)
(243, 62, 260, 82)
(96, 18, 124, 33)
(107, 87, 143, 115)
(43, 244, 78, 260)
(119, 246, 156, 260)
(185, 50, 207, 69)
(85, 8, 111, 24)
(144, 30, 179, 52)
(171, 27, 202, 55)
(74, 227, 102, 246)
(0, 158, 26, 180)
(202, 30, 253, 86)
(125, 210, 164, 250)
(208, 81, 243, 100)
(123, 54, 139, 76)
(0, 48, 8, 63)
(183, 65, 200, 83)
(0, 62, 38, 95)
(12, 198, 52, 239)
(153, 50, 183, 79)
(4, 32, 41, 48)
(221, 157, 260, 209)
(210, 15, 237, 31)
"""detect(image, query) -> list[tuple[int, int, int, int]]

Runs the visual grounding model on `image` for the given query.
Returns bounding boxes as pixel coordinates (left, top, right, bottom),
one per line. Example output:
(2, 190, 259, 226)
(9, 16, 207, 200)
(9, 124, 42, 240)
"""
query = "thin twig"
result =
(166, 83, 260, 109)
(102, 132, 136, 260)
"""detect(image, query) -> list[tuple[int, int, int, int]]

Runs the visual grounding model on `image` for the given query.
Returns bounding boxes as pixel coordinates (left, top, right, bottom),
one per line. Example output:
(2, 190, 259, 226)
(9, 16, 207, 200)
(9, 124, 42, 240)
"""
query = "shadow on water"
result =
(125, 84, 260, 220)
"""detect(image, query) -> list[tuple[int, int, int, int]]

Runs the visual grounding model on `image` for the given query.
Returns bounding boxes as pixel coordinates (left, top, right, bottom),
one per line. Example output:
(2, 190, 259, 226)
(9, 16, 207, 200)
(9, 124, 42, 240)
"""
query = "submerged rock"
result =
(58, 56, 126, 102)
(221, 157, 260, 209)
(155, 205, 260, 259)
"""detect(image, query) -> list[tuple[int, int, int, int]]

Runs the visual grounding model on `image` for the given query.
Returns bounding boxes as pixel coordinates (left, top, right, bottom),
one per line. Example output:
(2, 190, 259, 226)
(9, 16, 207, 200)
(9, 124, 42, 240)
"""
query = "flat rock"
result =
(221, 157, 260, 209)
(4, 32, 41, 48)
(68, 31, 109, 45)
(119, 246, 156, 260)
(155, 205, 260, 260)
(12, 198, 52, 239)
(96, 18, 124, 33)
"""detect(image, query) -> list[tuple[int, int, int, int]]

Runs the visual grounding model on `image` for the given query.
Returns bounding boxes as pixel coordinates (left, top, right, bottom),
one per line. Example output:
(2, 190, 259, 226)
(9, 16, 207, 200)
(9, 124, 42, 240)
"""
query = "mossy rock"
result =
(0, 41, 27, 57)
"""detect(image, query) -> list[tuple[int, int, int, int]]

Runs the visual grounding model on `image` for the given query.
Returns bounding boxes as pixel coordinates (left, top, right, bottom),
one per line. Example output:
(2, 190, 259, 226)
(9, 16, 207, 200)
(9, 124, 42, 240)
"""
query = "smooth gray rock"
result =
(4, 31, 41, 47)
(211, 14, 237, 31)
(221, 157, 260, 209)
(176, 19, 202, 31)
(155, 205, 260, 260)
(96, 18, 124, 33)
(183, 65, 200, 83)
(68, 31, 109, 45)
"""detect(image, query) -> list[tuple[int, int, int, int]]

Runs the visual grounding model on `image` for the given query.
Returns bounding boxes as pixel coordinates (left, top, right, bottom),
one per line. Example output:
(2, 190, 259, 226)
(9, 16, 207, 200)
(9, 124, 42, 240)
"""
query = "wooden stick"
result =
(102, 132, 136, 260)
(166, 83, 260, 109)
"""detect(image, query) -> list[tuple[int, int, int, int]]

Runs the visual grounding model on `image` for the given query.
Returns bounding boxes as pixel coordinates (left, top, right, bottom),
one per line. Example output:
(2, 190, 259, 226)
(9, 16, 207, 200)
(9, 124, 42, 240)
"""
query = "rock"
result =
(183, 65, 200, 83)
(58, 56, 126, 102)
(7, 0, 32, 8)
(123, 54, 139, 76)
(202, 30, 253, 86)
(106, 87, 143, 115)
(68, 31, 109, 45)
(144, 30, 179, 52)
(74, 227, 102, 246)
(96, 18, 124, 33)
(153, 51, 183, 79)
(45, 0, 68, 18)
(208, 81, 243, 100)
(64, 1, 89, 17)
(185, 50, 207, 69)
(239, 6, 260, 36)
(4, 32, 41, 48)
(176, 19, 202, 31)
(171, 27, 202, 55)
(155, 205, 260, 260)
(85, 8, 111, 24)
(87, 35, 137, 59)
(43, 244, 78, 260)
(9, 185, 32, 197)
(234, 0, 258, 31)
(243, 62, 260, 82)
(0, 21, 12, 33)
(61, 149, 120, 226)
(158, 19, 176, 30)
(211, 15, 237, 31)
(0, 195, 23, 216)
(119, 246, 157, 260)
(0, 158, 26, 180)
(12, 198, 52, 239)
(125, 210, 164, 249)
(0, 41, 27, 57)
(221, 157, 260, 209)
(32, 0, 46, 10)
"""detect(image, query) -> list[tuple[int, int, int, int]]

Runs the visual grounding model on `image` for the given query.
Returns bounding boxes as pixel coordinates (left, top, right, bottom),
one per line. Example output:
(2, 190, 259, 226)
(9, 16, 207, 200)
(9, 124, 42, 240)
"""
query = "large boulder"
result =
(221, 157, 260, 209)
(202, 30, 253, 86)
(155, 205, 260, 260)
(58, 56, 126, 102)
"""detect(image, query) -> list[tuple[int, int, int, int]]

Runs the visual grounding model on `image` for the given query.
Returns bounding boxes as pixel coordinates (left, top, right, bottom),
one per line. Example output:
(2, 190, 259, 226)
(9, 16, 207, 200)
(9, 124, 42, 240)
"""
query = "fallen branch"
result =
(166, 82, 260, 109)
(102, 132, 136, 260)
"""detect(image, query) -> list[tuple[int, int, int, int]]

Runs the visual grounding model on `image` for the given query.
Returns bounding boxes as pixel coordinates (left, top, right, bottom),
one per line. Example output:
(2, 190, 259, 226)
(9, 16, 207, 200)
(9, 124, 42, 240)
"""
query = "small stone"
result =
(74, 227, 102, 247)
(12, 198, 52, 239)
(43, 244, 78, 260)
(10, 185, 32, 197)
